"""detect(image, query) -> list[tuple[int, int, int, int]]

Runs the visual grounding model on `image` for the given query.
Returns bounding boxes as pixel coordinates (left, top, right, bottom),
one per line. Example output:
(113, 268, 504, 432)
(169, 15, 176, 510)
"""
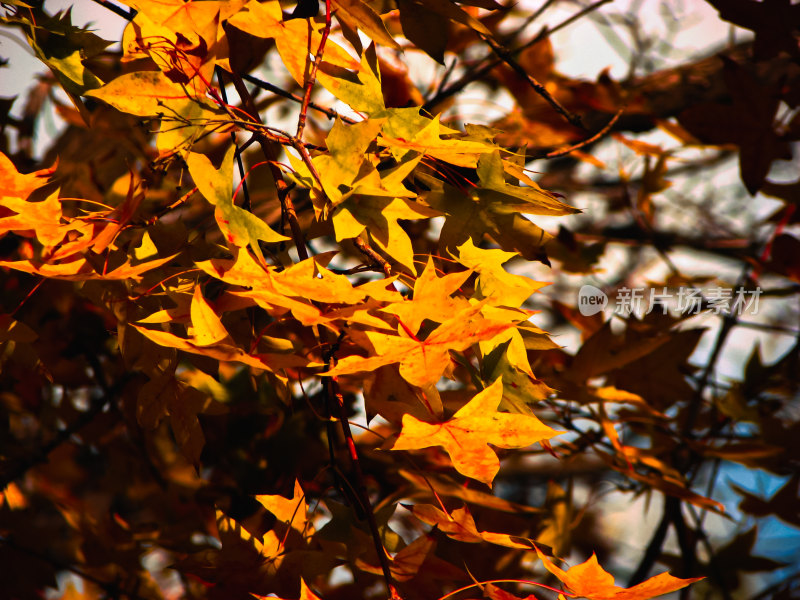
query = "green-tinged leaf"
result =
(317, 43, 386, 115)
(314, 117, 385, 205)
(8, 8, 109, 95)
(381, 113, 494, 167)
(421, 172, 555, 261)
(332, 197, 439, 273)
(186, 145, 288, 252)
(480, 329, 555, 412)
(477, 151, 580, 215)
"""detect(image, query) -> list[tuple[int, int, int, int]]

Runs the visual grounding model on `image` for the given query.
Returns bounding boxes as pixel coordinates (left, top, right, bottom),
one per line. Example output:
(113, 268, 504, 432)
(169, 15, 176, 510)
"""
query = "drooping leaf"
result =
(189, 285, 230, 346)
(186, 145, 288, 253)
(409, 503, 535, 548)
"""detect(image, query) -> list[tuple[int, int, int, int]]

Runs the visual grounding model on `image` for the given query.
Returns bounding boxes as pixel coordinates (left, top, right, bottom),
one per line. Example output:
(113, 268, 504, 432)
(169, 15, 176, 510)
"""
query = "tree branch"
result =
(296, 0, 332, 139)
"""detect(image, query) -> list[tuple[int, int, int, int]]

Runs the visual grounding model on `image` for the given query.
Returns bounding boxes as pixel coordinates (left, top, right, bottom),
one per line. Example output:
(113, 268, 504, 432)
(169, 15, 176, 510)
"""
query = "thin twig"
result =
(423, 0, 613, 111)
(480, 32, 584, 129)
(354, 236, 392, 276)
(228, 72, 311, 260)
(628, 500, 671, 585)
(87, 0, 136, 21)
(243, 74, 356, 124)
(216, 67, 251, 211)
(329, 375, 398, 598)
(543, 108, 624, 158)
(296, 0, 332, 139)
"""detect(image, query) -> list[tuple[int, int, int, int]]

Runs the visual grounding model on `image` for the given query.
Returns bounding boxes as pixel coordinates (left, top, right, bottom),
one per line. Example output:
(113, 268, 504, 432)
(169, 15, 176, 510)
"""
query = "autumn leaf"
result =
(420, 171, 555, 261)
(409, 503, 535, 549)
(391, 378, 560, 485)
(331, 0, 399, 50)
(456, 238, 547, 307)
(380, 257, 471, 333)
(677, 59, 791, 195)
(536, 548, 702, 600)
(0, 189, 65, 250)
(252, 579, 322, 600)
(381, 113, 495, 168)
(132, 324, 311, 372)
(313, 117, 386, 206)
(0, 151, 56, 199)
(85, 70, 206, 116)
(398, 469, 544, 514)
(5, 7, 108, 97)
(189, 285, 229, 346)
(255, 479, 309, 533)
(186, 144, 288, 254)
(480, 328, 555, 411)
(324, 303, 514, 388)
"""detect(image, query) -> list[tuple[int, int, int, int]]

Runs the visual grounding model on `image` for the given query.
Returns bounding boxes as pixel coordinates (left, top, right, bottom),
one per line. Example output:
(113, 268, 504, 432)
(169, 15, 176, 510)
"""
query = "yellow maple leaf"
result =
(189, 285, 230, 347)
(332, 197, 439, 274)
(381, 114, 494, 168)
(456, 238, 548, 308)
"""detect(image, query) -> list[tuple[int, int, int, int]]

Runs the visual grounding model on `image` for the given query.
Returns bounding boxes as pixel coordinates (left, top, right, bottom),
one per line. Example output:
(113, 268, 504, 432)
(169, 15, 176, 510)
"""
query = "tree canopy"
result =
(1, 0, 799, 599)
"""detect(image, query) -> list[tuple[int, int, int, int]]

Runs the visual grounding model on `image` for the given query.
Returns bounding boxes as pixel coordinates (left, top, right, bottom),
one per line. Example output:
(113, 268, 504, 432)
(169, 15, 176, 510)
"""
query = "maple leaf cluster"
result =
(2, 0, 800, 599)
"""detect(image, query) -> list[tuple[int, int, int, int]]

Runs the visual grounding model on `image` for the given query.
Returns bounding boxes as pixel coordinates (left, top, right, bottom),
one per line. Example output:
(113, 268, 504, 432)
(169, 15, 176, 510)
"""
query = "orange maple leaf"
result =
(410, 503, 535, 549)
(391, 379, 561, 485)
(325, 304, 512, 388)
(536, 548, 703, 600)
(0, 151, 55, 199)
(255, 479, 309, 533)
(381, 256, 471, 335)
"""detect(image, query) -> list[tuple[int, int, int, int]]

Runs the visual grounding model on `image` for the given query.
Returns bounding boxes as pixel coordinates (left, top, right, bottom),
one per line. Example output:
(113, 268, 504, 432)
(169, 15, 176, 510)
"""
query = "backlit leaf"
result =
(536, 548, 702, 600)
(391, 378, 560, 485)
